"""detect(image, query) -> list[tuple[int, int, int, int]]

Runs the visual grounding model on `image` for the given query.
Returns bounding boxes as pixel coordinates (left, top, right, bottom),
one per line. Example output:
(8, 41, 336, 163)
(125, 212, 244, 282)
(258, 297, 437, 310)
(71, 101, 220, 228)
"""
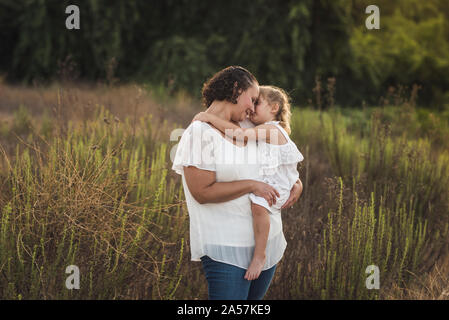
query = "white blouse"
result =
(172, 120, 287, 270)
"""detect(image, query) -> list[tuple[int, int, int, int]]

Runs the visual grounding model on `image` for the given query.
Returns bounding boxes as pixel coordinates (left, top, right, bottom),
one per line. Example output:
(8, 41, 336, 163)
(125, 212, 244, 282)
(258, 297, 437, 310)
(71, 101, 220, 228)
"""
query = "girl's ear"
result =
(271, 103, 280, 114)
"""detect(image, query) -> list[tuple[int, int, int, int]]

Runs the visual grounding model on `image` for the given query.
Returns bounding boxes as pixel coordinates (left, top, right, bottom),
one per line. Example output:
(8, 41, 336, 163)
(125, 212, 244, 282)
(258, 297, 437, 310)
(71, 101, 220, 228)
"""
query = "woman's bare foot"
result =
(244, 255, 266, 280)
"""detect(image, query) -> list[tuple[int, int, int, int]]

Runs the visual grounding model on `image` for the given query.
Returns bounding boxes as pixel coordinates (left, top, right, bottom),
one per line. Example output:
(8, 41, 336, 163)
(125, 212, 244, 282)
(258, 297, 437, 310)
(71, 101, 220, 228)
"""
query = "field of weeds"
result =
(1, 82, 448, 299)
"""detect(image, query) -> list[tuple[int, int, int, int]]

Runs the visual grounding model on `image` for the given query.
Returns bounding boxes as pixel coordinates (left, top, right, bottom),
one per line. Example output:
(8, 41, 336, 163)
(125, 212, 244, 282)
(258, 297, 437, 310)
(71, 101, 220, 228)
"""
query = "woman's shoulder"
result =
(172, 121, 218, 175)
(180, 121, 225, 150)
(183, 121, 217, 138)
(187, 120, 212, 131)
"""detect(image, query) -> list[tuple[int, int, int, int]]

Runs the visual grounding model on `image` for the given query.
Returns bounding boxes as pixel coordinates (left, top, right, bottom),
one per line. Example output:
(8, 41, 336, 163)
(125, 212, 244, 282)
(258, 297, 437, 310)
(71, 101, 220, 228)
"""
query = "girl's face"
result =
(249, 95, 276, 125)
(231, 83, 259, 122)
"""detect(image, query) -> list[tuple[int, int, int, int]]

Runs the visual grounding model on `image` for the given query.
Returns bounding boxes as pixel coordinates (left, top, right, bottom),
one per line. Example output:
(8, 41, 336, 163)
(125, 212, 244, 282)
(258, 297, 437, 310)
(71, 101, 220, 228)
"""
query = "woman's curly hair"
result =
(201, 66, 258, 108)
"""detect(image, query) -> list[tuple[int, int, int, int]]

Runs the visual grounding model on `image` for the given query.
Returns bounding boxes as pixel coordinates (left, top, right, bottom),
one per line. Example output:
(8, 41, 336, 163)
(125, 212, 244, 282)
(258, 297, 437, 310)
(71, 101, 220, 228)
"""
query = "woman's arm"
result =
(192, 112, 275, 143)
(184, 166, 280, 205)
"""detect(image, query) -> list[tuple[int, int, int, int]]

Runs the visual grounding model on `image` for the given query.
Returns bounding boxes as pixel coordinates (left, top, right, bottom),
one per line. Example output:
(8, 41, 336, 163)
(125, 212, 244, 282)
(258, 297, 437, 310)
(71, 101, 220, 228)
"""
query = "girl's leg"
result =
(245, 202, 270, 281)
(247, 263, 277, 300)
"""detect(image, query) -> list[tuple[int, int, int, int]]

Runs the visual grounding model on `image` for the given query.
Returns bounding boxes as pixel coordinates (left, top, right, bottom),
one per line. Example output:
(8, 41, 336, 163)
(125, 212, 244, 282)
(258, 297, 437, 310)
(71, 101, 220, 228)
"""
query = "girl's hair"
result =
(201, 66, 258, 108)
(259, 85, 292, 135)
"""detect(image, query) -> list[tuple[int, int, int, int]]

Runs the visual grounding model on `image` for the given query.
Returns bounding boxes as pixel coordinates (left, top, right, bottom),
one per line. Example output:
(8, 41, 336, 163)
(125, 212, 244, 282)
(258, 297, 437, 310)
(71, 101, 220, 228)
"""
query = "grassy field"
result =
(0, 81, 448, 299)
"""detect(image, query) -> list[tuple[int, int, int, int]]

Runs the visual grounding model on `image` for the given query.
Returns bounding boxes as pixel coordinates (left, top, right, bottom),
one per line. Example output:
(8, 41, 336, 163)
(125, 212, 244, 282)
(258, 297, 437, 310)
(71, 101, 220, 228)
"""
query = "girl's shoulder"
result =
(263, 121, 288, 134)
(259, 121, 304, 163)
(255, 121, 278, 129)
(262, 120, 280, 127)
(259, 121, 288, 145)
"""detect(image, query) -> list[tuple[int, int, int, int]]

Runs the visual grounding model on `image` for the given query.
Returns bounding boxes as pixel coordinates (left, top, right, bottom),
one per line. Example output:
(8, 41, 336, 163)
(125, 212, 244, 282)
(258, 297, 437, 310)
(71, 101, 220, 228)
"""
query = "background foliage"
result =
(1, 0, 448, 108)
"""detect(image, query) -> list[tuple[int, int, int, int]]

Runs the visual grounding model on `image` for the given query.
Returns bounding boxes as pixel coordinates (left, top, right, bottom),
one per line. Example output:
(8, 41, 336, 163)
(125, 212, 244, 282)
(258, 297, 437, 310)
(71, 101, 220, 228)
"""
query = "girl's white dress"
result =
(249, 120, 304, 213)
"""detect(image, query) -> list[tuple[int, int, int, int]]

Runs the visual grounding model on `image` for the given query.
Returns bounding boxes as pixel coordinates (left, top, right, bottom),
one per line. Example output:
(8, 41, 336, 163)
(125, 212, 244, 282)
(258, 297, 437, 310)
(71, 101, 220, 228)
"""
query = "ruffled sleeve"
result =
(171, 121, 216, 175)
(258, 141, 304, 176)
(280, 142, 304, 165)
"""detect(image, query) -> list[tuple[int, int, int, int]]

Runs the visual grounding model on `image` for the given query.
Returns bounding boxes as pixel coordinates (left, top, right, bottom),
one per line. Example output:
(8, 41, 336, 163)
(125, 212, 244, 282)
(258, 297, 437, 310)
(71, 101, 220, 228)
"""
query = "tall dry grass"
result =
(0, 81, 448, 299)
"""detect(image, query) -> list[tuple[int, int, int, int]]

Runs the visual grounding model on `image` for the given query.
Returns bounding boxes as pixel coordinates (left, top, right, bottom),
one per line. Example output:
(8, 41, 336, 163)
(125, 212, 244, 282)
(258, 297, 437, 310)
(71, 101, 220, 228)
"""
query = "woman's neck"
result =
(206, 100, 230, 120)
(206, 100, 236, 124)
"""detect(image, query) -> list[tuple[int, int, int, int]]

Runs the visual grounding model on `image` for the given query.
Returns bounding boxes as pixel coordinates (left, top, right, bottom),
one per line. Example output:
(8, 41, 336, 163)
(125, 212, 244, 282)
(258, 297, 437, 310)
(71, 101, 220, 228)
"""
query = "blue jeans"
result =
(200, 255, 277, 300)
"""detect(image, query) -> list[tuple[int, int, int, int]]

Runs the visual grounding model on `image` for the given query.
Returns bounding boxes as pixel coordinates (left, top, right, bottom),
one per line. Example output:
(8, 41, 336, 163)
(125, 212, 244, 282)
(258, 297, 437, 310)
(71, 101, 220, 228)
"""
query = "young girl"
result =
(192, 85, 304, 280)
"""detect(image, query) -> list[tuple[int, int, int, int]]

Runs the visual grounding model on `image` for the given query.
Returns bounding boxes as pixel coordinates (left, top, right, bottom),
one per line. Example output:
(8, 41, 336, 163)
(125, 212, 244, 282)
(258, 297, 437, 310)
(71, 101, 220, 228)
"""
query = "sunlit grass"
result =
(0, 84, 448, 299)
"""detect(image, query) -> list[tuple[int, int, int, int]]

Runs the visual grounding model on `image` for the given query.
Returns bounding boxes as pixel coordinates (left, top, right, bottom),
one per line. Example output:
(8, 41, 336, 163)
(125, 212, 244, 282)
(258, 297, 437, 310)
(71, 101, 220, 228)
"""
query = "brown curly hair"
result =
(201, 66, 258, 108)
(259, 85, 292, 135)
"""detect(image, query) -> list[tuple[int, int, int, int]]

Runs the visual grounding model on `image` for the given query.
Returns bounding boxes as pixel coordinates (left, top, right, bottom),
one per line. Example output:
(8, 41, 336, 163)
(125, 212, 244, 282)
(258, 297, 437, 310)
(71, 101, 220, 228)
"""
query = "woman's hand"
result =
(191, 112, 210, 123)
(252, 181, 280, 207)
(281, 179, 303, 209)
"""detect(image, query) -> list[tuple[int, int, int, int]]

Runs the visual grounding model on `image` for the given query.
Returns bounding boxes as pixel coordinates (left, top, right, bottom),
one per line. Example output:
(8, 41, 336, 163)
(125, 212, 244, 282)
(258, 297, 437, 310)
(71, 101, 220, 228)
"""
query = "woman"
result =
(172, 66, 303, 300)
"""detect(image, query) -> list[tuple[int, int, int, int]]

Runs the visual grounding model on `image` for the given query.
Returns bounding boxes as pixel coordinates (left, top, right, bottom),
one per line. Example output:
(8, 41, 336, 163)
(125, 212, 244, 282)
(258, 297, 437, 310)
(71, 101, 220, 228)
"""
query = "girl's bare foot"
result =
(244, 255, 266, 280)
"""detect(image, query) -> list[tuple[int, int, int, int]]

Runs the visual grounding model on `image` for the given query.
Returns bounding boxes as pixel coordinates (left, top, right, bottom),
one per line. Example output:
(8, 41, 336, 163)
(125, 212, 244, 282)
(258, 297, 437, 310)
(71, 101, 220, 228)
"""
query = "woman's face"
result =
(231, 83, 259, 122)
